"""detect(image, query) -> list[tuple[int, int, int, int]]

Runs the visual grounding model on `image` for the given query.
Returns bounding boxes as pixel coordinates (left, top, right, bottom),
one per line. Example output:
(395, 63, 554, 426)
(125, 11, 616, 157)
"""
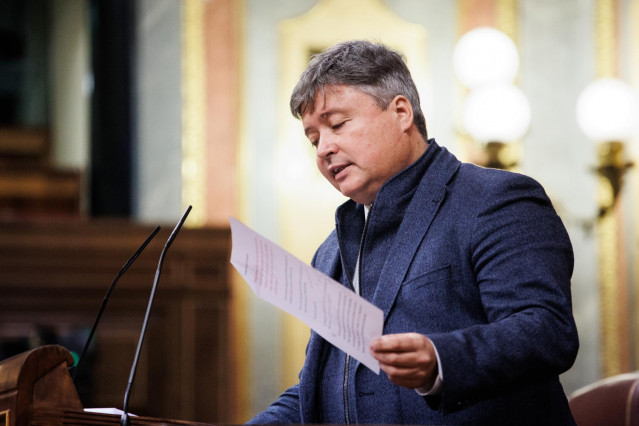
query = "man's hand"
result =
(369, 333, 438, 390)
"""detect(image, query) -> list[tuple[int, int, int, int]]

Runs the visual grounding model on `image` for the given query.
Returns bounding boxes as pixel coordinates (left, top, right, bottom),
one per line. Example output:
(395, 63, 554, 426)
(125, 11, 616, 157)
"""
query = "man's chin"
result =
(333, 181, 373, 204)
(342, 190, 374, 205)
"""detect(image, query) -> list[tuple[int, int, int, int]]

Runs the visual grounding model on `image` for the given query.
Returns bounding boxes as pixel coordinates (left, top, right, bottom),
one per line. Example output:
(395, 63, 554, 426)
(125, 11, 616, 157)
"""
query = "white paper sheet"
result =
(84, 408, 136, 416)
(229, 217, 383, 374)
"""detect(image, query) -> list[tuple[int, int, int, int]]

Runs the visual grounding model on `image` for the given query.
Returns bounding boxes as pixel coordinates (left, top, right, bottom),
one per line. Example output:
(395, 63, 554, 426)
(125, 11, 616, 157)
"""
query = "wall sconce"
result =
(453, 27, 530, 170)
(576, 78, 639, 217)
(461, 83, 531, 169)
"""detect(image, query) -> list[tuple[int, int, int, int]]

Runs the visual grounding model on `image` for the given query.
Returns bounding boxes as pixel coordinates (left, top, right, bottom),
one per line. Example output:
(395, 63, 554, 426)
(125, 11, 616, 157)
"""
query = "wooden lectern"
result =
(0, 345, 212, 426)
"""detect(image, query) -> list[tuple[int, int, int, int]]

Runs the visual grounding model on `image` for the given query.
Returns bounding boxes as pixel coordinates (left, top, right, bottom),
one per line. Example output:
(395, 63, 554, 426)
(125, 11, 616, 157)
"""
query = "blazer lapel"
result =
(371, 146, 460, 323)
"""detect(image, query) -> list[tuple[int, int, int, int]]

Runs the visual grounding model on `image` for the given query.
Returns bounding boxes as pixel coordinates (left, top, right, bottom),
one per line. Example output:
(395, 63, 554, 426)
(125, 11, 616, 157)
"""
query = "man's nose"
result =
(316, 134, 337, 158)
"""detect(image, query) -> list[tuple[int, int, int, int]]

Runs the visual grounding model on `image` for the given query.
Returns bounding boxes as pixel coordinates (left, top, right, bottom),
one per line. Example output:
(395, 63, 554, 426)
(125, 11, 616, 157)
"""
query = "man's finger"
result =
(370, 332, 426, 352)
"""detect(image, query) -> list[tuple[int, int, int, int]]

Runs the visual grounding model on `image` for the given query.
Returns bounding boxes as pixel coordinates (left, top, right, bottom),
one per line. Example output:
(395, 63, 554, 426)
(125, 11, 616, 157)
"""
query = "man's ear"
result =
(391, 95, 414, 132)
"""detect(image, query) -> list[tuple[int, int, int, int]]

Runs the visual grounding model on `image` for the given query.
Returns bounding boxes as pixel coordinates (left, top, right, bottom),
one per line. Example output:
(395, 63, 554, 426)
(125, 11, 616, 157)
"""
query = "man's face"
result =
(302, 85, 422, 205)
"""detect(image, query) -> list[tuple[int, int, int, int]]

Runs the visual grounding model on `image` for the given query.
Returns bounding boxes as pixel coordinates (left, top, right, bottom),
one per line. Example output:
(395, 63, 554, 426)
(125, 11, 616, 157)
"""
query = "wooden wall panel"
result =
(0, 221, 231, 424)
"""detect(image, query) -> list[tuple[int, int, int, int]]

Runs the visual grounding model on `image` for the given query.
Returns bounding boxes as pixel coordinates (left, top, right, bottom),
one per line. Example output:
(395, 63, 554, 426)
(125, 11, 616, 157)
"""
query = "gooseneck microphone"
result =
(72, 225, 161, 383)
(121, 205, 192, 426)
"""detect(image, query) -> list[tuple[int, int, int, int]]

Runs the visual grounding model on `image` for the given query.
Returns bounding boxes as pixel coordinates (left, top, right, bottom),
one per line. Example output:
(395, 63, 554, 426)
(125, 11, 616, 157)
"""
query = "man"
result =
(248, 40, 578, 424)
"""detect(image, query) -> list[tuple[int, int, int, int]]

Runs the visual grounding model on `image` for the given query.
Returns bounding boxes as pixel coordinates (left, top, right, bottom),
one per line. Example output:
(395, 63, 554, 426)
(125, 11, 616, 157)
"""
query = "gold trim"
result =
(496, 0, 517, 43)
(181, 0, 207, 226)
(495, 0, 520, 173)
(456, 0, 468, 36)
(594, 0, 627, 377)
(597, 143, 622, 376)
(596, 0, 618, 78)
(630, 0, 639, 372)
(455, 0, 472, 163)
(0, 410, 8, 426)
(597, 212, 621, 375)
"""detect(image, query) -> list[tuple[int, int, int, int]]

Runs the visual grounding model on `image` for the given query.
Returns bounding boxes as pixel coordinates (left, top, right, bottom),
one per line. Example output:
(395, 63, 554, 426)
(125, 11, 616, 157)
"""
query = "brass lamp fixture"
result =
(595, 141, 634, 218)
(484, 141, 518, 170)
(461, 82, 531, 170)
(577, 78, 639, 217)
(453, 27, 530, 170)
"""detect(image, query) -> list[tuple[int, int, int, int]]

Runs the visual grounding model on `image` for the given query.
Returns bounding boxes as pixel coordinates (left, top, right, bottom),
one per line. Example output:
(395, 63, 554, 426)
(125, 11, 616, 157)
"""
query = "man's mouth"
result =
(330, 164, 349, 177)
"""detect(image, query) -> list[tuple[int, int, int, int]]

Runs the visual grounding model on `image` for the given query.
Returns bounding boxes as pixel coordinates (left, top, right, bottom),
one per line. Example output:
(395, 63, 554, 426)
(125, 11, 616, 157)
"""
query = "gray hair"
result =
(290, 40, 428, 140)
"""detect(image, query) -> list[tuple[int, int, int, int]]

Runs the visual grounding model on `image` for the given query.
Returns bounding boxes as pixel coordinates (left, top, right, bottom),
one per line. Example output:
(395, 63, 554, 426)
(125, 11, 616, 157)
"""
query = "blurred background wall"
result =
(0, 0, 638, 423)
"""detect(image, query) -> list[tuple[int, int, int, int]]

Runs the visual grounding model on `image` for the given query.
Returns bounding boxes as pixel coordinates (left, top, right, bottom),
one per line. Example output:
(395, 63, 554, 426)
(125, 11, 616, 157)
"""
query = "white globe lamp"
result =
(462, 83, 531, 144)
(453, 27, 520, 89)
(576, 78, 639, 143)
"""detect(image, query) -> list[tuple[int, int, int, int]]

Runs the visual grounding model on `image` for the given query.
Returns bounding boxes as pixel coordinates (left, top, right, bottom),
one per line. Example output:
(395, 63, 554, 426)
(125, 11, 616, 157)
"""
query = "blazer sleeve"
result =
(245, 383, 302, 424)
(427, 172, 579, 412)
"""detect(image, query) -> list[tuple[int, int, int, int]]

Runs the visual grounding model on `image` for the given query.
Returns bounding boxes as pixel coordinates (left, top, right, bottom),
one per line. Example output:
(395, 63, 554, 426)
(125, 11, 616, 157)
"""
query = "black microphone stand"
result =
(121, 206, 191, 426)
(72, 225, 161, 383)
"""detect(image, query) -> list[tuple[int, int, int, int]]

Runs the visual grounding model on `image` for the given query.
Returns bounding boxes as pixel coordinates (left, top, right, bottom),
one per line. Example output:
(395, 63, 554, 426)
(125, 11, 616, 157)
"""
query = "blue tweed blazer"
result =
(249, 140, 578, 425)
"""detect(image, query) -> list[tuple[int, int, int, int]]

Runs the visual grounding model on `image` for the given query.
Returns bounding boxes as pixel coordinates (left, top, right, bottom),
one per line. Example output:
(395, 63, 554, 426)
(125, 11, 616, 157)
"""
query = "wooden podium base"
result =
(0, 345, 212, 426)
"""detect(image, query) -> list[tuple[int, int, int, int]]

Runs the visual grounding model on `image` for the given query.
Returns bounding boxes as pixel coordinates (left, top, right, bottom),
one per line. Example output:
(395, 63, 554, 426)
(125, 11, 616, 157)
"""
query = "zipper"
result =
(355, 206, 371, 295)
(343, 354, 351, 424)
(341, 205, 372, 425)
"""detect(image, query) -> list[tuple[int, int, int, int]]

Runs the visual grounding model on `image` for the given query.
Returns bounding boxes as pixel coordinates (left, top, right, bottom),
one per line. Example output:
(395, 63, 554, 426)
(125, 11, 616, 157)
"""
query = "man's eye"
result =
(331, 122, 345, 130)
(310, 139, 319, 148)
